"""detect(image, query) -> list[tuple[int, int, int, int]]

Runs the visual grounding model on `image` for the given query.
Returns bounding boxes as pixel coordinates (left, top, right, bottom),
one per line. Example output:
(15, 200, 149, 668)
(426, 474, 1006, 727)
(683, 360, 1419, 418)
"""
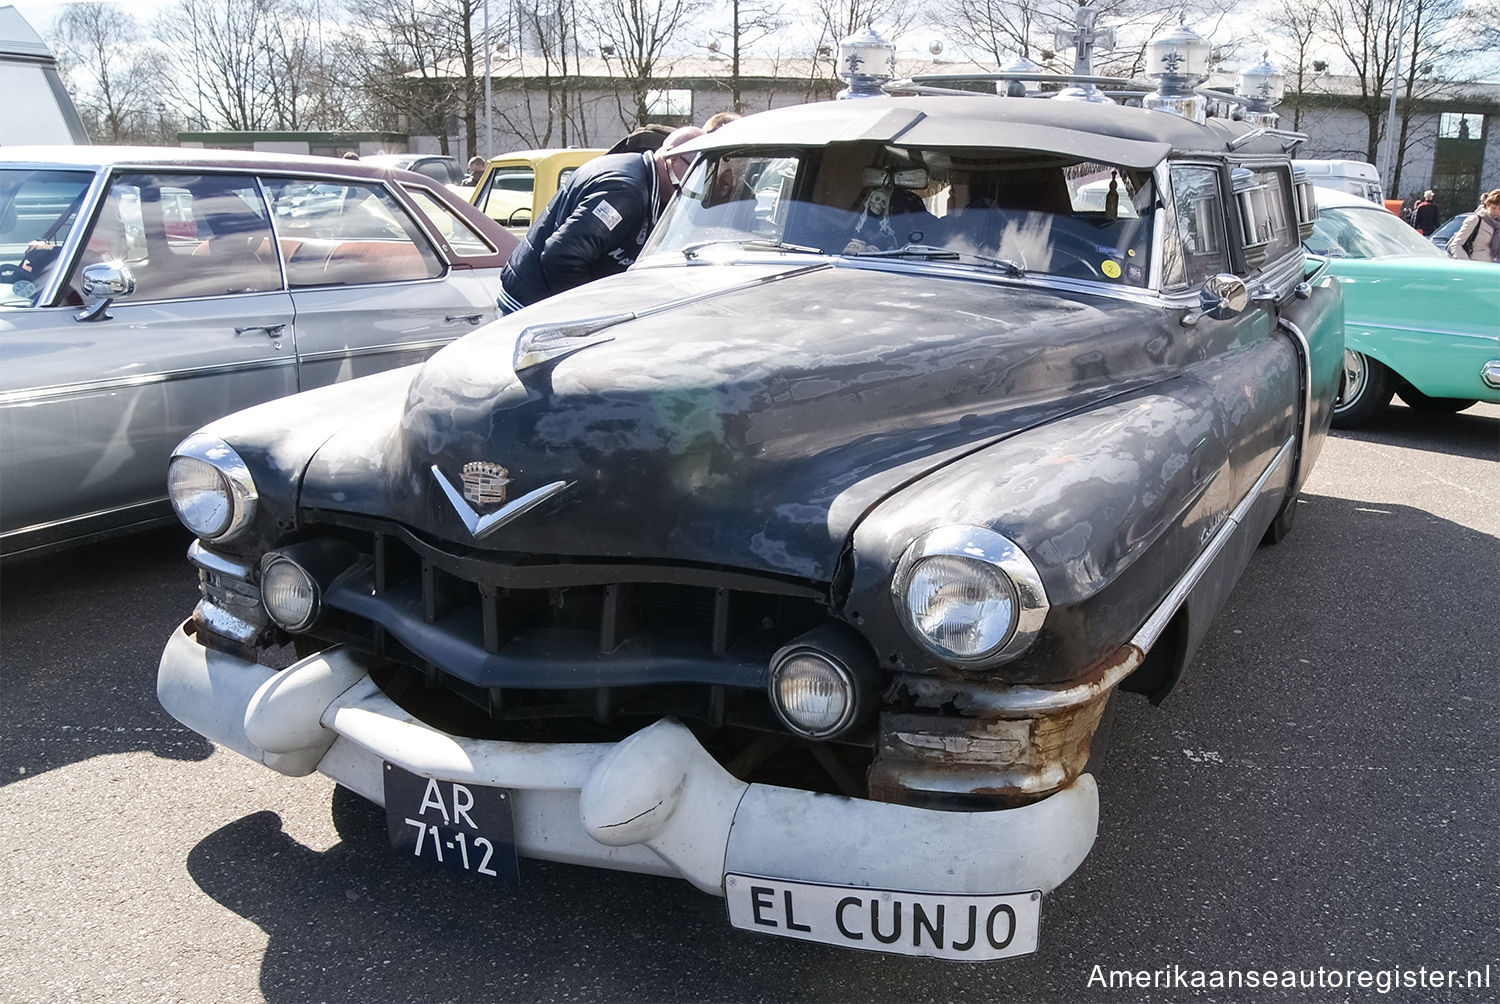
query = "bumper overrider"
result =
(158, 619, 1100, 962)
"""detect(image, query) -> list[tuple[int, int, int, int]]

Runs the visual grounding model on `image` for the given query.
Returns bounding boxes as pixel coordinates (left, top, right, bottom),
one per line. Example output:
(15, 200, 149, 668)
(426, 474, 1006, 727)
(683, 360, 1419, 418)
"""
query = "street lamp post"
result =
(1380, 0, 1410, 186)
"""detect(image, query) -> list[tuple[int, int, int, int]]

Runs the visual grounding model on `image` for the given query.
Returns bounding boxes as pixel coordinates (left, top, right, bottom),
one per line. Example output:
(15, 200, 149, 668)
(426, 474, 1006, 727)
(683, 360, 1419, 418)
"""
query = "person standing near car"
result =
(1411, 190, 1440, 235)
(499, 125, 703, 311)
(462, 155, 486, 186)
(1446, 189, 1500, 262)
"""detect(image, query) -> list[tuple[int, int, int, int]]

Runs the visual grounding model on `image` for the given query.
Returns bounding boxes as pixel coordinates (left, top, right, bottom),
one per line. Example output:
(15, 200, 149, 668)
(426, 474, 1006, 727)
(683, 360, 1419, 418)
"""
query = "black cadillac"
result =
(157, 77, 1344, 961)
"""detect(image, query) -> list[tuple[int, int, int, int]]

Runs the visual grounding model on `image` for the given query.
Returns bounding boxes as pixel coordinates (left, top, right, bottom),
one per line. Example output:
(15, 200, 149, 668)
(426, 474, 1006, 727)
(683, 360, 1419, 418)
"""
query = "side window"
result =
(1162, 165, 1229, 290)
(478, 167, 535, 224)
(1234, 165, 1299, 267)
(67, 172, 279, 302)
(415, 160, 455, 184)
(264, 178, 443, 287)
(404, 185, 497, 256)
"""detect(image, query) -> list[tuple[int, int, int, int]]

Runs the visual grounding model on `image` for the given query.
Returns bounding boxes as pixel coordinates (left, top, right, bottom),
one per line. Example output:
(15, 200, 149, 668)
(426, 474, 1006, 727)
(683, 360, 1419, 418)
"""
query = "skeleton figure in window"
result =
(843, 185, 940, 253)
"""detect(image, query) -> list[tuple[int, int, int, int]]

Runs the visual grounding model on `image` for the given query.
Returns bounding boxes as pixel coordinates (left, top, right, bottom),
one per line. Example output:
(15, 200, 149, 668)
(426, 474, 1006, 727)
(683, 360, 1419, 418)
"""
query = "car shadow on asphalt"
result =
(1331, 401, 1500, 462)
(0, 525, 213, 787)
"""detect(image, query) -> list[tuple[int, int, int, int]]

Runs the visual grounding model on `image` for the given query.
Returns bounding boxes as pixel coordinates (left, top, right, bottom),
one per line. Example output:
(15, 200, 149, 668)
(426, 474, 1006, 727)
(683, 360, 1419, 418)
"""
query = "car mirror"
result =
(1199, 273, 1248, 319)
(81, 260, 137, 300)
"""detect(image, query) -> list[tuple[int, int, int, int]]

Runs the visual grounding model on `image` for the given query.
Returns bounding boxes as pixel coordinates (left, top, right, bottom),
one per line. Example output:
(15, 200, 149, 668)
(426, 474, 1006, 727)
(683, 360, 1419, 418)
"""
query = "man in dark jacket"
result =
(1412, 190, 1440, 235)
(499, 126, 703, 311)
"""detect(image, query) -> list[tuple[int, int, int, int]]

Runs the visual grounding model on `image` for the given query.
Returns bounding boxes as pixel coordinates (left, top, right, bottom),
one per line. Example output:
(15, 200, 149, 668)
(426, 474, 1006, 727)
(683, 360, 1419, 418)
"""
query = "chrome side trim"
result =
(430, 466, 570, 540)
(1, 497, 168, 541)
(297, 337, 455, 364)
(1131, 436, 1295, 653)
(1278, 316, 1314, 483)
(1482, 360, 1500, 390)
(0, 356, 297, 407)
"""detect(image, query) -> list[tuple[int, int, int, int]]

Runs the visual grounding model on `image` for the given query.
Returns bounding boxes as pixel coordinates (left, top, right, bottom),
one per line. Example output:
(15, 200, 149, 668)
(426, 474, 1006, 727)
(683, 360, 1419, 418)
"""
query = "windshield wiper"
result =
(681, 238, 821, 259)
(849, 244, 1026, 276)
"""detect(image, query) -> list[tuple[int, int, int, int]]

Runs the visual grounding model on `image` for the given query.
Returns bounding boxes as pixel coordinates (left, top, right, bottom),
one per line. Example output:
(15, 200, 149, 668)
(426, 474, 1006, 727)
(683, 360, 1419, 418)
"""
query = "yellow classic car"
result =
(468, 148, 605, 234)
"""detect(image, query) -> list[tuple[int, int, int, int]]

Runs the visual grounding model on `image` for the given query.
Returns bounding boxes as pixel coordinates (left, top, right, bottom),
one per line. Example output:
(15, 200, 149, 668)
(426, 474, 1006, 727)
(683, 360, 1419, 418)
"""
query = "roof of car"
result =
(677, 97, 1292, 168)
(1311, 186, 1387, 210)
(0, 145, 432, 181)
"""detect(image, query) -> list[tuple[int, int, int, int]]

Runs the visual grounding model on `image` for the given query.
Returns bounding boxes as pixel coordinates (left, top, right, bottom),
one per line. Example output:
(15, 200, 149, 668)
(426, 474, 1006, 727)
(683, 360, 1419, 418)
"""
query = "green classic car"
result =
(1307, 188, 1500, 427)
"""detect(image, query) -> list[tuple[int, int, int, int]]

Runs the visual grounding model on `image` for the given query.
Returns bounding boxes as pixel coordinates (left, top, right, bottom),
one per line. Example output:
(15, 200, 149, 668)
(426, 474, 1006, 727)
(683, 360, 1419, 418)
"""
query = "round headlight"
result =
(167, 456, 231, 538)
(769, 650, 856, 739)
(903, 553, 1018, 660)
(893, 526, 1049, 667)
(168, 434, 257, 542)
(262, 556, 319, 631)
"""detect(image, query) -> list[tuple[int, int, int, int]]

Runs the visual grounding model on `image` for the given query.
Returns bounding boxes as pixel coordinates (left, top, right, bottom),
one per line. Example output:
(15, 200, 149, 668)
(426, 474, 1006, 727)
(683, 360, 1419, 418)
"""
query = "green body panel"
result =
(1325, 256, 1500, 401)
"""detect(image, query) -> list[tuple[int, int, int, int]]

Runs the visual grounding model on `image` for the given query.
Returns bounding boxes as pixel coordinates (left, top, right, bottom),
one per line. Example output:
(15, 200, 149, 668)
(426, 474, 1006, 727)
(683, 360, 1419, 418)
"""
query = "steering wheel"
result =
(1046, 231, 1106, 279)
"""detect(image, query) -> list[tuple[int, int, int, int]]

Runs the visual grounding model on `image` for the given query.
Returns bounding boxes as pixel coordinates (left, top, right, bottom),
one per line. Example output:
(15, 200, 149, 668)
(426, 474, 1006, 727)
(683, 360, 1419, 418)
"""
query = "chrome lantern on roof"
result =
(1237, 52, 1287, 127)
(996, 55, 1044, 97)
(836, 24, 897, 99)
(1142, 17, 1212, 123)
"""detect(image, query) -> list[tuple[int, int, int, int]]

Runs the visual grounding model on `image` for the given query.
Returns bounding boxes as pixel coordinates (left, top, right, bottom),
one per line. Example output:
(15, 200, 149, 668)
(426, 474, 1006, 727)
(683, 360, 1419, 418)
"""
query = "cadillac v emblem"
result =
(462, 461, 511, 508)
(431, 463, 571, 541)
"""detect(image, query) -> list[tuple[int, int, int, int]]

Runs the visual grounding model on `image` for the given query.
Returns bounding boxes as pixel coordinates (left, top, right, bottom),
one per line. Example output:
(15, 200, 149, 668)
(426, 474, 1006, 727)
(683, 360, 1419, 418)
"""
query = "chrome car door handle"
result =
(445, 313, 484, 325)
(234, 323, 287, 337)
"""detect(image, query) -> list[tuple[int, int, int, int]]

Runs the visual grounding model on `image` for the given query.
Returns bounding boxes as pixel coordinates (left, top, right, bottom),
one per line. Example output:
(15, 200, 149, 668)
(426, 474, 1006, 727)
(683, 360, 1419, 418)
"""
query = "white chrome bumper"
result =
(158, 620, 1099, 897)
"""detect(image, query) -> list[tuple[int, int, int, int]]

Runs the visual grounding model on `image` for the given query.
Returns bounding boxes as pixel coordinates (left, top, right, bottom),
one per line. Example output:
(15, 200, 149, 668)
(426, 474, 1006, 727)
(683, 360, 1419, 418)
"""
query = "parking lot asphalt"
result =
(1, 403, 1496, 1003)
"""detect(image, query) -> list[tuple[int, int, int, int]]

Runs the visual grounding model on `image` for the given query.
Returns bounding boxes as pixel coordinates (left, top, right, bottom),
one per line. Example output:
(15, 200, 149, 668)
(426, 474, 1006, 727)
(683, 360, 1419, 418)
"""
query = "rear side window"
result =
(264, 178, 443, 287)
(404, 185, 496, 256)
(66, 172, 279, 302)
(1162, 165, 1229, 289)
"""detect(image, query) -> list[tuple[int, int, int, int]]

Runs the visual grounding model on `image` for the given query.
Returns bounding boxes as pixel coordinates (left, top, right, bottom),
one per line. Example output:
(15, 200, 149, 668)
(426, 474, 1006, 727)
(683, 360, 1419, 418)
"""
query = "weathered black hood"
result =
(301, 263, 1170, 580)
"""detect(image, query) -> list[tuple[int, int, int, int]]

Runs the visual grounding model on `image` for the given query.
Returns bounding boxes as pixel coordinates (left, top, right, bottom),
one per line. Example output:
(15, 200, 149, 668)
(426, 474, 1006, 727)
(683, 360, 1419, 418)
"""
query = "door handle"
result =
(445, 313, 484, 325)
(234, 323, 287, 337)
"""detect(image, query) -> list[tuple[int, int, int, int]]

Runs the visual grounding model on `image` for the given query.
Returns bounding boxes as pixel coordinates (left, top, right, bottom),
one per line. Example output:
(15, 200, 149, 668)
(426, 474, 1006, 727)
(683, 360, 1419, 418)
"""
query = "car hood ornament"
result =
(431, 464, 570, 540)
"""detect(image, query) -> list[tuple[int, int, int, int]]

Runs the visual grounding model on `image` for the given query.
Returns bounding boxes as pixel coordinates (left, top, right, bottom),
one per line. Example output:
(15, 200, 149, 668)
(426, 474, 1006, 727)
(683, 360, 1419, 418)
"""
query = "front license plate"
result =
(725, 875, 1040, 961)
(382, 763, 518, 889)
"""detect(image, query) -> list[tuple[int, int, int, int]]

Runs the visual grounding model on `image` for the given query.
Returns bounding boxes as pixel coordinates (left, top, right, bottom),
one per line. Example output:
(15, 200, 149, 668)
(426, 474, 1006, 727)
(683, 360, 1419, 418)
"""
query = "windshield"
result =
(0, 168, 94, 306)
(646, 145, 1156, 287)
(1307, 204, 1445, 259)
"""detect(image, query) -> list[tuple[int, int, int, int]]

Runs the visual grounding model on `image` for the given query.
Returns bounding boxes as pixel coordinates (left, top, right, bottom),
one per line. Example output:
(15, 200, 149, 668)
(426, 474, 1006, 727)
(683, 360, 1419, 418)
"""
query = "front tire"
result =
(1396, 385, 1478, 414)
(1332, 350, 1394, 429)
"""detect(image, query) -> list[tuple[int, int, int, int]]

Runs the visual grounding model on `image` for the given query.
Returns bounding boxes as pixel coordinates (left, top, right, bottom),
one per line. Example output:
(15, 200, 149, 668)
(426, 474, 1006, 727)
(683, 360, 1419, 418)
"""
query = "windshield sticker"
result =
(592, 200, 623, 230)
(1101, 260, 1122, 279)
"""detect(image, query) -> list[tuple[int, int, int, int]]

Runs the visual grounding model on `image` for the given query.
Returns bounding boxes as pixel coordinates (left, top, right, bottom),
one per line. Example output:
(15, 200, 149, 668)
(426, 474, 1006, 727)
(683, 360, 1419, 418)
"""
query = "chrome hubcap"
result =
(1337, 349, 1366, 409)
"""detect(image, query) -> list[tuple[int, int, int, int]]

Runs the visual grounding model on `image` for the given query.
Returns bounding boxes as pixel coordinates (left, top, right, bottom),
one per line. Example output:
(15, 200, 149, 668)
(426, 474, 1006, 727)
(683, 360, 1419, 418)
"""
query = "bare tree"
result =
(342, 0, 494, 155)
(50, 2, 166, 143)
(495, 0, 594, 147)
(586, 0, 709, 128)
(708, 0, 788, 113)
(1322, 0, 1466, 183)
(1263, 0, 1321, 131)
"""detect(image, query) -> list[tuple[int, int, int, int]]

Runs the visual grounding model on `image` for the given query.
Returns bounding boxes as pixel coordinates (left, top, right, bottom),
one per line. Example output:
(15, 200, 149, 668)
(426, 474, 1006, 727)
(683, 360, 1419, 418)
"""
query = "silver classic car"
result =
(155, 51, 1344, 961)
(0, 147, 517, 560)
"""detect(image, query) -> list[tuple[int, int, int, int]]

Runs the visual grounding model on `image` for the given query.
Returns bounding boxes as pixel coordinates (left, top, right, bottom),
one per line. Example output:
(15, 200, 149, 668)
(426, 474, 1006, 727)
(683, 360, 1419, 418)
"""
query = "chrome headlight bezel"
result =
(168, 433, 258, 543)
(891, 524, 1049, 667)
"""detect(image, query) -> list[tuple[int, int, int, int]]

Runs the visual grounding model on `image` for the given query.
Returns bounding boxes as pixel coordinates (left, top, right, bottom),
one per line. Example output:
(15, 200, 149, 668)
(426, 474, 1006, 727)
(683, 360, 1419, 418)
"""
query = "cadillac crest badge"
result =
(461, 461, 510, 508)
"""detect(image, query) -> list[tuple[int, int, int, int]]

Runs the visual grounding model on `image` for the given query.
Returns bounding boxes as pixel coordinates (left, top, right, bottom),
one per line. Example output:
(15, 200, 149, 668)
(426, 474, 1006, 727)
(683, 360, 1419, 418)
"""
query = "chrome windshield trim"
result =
(1131, 436, 1295, 653)
(34, 166, 108, 310)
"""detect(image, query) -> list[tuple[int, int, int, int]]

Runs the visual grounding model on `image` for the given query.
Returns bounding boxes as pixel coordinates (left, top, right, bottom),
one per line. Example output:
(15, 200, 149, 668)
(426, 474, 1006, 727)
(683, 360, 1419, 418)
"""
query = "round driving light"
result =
(769, 651, 855, 739)
(167, 456, 232, 538)
(904, 554, 1018, 660)
(261, 556, 319, 631)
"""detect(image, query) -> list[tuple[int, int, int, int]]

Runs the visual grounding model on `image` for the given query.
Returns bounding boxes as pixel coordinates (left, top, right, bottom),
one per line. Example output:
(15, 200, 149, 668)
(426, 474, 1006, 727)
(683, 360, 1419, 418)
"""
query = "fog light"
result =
(769, 651, 855, 739)
(261, 555, 319, 631)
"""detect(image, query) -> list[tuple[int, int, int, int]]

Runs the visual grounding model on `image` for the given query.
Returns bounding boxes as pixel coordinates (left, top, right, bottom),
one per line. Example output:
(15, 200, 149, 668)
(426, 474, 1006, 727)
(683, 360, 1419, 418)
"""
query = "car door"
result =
(262, 176, 494, 390)
(0, 169, 295, 555)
